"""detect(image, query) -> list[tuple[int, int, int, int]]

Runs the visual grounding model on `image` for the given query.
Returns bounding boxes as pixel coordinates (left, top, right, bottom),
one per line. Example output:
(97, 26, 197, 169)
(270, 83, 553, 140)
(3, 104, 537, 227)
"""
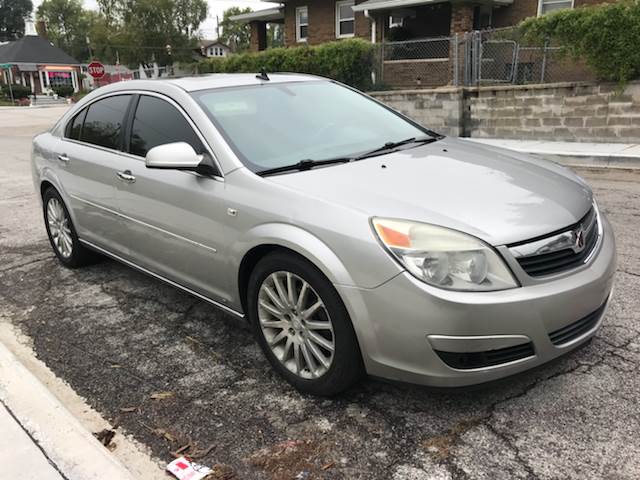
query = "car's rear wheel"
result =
(247, 251, 364, 396)
(43, 187, 97, 268)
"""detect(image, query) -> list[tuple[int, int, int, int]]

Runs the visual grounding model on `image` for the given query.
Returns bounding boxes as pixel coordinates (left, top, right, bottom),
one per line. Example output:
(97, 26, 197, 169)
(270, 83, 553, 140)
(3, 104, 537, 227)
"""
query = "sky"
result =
(31, 0, 277, 40)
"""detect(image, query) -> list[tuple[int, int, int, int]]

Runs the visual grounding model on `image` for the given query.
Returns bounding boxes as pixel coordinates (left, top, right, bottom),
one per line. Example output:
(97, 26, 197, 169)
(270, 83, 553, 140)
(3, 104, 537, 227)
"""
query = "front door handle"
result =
(116, 170, 136, 183)
(57, 154, 70, 163)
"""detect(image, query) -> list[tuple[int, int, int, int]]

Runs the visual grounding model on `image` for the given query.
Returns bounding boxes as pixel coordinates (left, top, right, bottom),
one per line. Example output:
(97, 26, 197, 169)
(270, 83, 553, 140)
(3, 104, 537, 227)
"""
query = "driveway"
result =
(1, 107, 639, 479)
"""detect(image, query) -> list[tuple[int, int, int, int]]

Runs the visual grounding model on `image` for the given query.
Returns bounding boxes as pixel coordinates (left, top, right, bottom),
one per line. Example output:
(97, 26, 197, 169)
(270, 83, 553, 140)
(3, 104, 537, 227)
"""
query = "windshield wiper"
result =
(256, 157, 351, 177)
(352, 135, 441, 161)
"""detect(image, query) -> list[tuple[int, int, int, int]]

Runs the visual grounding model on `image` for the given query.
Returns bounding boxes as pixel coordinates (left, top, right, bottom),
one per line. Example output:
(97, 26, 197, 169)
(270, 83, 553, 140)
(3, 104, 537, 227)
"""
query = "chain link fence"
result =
(373, 26, 594, 89)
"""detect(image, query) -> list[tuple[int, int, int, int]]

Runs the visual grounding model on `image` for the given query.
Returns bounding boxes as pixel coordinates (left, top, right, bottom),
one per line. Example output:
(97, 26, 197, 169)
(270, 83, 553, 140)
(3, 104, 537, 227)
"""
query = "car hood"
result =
(268, 138, 593, 246)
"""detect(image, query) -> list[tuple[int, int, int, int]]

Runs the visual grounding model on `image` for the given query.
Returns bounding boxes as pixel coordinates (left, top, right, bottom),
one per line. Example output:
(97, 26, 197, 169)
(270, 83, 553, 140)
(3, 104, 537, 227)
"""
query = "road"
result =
(1, 106, 639, 479)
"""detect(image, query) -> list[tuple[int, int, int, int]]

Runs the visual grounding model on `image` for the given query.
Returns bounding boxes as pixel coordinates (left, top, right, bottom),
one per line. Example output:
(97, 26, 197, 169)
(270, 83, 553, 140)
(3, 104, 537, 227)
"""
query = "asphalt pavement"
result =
(1, 106, 639, 479)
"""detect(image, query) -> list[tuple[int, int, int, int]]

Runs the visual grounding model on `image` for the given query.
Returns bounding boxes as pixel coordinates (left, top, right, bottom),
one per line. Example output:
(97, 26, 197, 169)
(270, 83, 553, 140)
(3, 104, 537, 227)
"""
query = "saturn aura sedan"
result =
(31, 73, 616, 396)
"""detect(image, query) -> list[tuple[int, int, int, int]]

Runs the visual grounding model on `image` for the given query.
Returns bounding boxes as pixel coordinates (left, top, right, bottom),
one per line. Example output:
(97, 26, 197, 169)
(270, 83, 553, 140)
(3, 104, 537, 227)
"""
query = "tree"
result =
(36, 0, 90, 60)
(0, 0, 33, 41)
(116, 0, 207, 65)
(219, 7, 252, 52)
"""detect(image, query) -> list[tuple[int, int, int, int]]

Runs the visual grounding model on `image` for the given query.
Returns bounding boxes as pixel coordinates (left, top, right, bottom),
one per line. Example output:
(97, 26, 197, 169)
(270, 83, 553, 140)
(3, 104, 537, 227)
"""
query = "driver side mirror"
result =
(145, 142, 219, 176)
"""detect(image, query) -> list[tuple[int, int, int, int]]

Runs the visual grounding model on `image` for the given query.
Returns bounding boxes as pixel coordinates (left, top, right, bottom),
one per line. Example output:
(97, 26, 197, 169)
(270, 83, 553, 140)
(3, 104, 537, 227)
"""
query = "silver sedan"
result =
(31, 74, 616, 395)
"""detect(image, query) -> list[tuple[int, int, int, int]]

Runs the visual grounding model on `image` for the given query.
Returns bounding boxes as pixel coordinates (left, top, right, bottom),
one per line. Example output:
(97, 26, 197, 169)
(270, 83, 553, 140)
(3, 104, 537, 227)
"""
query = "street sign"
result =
(87, 62, 105, 79)
(0, 63, 11, 69)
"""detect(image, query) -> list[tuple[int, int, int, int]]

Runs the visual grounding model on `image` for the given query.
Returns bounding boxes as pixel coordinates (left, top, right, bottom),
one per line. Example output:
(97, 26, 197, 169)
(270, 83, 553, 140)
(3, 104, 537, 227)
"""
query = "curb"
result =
(463, 138, 640, 170)
(0, 338, 141, 480)
(527, 153, 640, 170)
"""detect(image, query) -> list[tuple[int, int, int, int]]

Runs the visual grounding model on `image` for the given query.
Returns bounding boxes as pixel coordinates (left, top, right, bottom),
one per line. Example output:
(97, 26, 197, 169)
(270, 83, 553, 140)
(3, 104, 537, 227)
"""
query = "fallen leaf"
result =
(93, 429, 116, 447)
(120, 407, 137, 413)
(150, 391, 174, 400)
(321, 462, 335, 470)
(153, 428, 177, 443)
(171, 444, 192, 457)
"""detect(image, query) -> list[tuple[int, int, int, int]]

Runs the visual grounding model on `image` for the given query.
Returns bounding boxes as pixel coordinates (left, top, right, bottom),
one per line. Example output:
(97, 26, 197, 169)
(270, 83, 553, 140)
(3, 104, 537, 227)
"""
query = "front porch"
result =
(353, 0, 512, 87)
(229, 7, 285, 52)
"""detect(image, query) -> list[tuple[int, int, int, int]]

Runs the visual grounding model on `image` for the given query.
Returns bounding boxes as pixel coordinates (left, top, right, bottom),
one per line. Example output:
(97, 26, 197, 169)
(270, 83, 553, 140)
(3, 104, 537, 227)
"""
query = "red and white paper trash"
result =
(166, 456, 212, 480)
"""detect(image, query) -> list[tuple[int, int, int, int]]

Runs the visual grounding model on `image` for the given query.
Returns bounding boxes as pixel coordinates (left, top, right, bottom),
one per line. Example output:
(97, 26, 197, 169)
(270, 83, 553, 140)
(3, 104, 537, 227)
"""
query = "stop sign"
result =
(87, 62, 105, 79)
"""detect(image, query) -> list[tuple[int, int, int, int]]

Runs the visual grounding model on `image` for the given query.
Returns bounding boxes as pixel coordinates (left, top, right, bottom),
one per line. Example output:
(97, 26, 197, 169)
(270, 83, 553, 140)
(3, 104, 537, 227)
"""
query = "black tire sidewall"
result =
(247, 251, 364, 396)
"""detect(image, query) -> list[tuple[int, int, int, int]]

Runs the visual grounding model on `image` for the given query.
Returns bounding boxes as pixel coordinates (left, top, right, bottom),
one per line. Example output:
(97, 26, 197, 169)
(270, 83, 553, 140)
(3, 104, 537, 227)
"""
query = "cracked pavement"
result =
(1, 107, 639, 479)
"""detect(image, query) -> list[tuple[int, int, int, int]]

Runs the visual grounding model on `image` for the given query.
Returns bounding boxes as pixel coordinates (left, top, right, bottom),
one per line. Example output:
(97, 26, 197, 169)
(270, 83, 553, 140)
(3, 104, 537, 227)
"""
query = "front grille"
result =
(549, 300, 608, 346)
(511, 207, 599, 277)
(435, 342, 535, 370)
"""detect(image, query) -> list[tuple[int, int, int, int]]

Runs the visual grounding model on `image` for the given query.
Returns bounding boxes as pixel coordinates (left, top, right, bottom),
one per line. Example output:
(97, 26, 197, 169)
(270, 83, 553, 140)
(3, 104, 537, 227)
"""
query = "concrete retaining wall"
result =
(369, 81, 640, 143)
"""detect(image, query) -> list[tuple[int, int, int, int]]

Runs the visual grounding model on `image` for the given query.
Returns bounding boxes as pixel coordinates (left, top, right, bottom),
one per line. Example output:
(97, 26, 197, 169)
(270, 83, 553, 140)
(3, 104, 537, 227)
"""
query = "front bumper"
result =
(337, 215, 616, 387)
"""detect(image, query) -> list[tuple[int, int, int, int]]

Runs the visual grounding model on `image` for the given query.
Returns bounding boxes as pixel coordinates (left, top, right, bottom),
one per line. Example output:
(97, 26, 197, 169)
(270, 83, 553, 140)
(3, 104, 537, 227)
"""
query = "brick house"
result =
(233, 0, 615, 52)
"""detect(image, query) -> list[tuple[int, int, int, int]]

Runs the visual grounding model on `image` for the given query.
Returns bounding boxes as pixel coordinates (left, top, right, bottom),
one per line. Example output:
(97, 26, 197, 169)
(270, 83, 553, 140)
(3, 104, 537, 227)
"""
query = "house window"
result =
(538, 0, 574, 15)
(336, 0, 355, 38)
(296, 6, 308, 42)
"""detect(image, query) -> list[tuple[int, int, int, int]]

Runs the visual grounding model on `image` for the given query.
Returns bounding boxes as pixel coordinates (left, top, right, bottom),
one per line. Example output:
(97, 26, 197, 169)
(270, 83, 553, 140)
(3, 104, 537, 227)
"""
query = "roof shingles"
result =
(0, 35, 80, 65)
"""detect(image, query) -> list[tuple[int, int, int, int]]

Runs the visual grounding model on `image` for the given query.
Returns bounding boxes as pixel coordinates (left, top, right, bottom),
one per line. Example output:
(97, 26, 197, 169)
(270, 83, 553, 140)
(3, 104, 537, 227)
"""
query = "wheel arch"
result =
(234, 223, 357, 314)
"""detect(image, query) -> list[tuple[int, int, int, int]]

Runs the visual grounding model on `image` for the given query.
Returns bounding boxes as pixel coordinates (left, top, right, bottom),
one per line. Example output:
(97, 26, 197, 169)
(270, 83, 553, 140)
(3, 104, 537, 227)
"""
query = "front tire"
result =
(42, 187, 98, 268)
(247, 251, 364, 396)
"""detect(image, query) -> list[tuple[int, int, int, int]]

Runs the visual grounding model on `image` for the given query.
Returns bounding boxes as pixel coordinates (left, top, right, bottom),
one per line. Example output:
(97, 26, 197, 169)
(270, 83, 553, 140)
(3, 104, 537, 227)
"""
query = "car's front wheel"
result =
(42, 187, 98, 268)
(248, 251, 364, 396)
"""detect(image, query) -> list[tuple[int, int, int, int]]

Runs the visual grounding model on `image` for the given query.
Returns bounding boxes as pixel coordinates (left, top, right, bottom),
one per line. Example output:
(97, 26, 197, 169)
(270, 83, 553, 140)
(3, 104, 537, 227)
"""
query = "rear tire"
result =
(42, 187, 98, 268)
(247, 251, 364, 396)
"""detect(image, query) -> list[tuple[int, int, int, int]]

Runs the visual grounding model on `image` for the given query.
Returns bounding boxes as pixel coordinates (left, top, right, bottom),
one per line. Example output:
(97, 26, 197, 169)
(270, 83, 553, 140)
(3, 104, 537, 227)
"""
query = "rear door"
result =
(115, 93, 230, 303)
(55, 94, 134, 256)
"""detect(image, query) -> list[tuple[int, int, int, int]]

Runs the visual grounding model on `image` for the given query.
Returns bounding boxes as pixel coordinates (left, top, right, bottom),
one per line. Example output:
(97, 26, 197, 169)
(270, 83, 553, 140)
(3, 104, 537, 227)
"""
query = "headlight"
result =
(372, 218, 518, 291)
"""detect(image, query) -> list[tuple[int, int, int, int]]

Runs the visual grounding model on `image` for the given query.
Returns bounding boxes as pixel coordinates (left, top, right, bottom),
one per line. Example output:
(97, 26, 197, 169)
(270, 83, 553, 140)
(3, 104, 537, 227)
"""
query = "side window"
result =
(66, 108, 87, 140)
(129, 95, 205, 157)
(81, 95, 131, 150)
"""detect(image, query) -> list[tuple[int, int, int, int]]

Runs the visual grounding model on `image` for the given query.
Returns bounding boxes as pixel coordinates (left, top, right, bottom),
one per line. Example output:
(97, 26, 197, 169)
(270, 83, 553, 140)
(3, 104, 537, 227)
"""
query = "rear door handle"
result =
(57, 154, 70, 163)
(116, 170, 136, 183)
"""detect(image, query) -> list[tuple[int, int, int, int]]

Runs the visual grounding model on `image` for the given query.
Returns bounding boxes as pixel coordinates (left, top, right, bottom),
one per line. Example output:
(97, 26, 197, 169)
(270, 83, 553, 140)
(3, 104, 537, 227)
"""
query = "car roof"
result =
(163, 73, 321, 92)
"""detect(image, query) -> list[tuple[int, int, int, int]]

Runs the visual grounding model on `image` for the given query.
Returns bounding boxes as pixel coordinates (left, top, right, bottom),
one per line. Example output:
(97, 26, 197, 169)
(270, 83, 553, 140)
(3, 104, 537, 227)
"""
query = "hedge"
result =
(519, 0, 640, 84)
(52, 85, 75, 98)
(191, 38, 375, 91)
(1, 84, 31, 100)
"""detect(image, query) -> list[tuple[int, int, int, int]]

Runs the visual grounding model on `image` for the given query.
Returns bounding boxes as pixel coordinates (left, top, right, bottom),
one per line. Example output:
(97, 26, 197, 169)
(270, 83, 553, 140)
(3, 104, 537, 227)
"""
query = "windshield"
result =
(191, 81, 431, 172)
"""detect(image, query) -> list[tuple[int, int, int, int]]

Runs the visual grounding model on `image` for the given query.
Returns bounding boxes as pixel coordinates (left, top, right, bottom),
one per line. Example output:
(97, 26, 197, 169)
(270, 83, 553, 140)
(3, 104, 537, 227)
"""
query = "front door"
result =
(115, 94, 231, 304)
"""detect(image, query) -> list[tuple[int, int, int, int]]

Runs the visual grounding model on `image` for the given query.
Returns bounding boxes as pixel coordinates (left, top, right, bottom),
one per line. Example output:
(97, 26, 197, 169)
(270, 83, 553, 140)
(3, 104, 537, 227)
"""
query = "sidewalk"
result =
(0, 329, 162, 480)
(0, 403, 65, 480)
(466, 138, 640, 169)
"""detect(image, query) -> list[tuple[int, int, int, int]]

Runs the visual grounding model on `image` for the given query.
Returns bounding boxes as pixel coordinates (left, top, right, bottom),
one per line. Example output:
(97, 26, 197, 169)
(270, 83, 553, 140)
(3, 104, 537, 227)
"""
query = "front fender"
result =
(232, 222, 358, 291)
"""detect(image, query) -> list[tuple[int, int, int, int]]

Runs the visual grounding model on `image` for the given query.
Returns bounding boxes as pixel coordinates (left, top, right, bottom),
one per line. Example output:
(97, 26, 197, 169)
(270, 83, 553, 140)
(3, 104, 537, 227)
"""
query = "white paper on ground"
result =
(166, 456, 213, 480)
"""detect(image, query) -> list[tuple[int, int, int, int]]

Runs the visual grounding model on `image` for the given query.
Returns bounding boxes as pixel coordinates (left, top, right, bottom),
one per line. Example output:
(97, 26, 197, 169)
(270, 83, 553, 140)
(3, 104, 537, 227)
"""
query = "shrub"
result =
(1, 84, 31, 99)
(52, 85, 75, 98)
(519, 0, 640, 84)
(192, 38, 375, 91)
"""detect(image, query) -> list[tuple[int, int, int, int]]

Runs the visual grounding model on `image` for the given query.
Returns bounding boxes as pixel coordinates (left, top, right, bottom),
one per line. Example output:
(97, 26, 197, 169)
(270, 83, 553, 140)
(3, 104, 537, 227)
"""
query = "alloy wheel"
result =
(258, 271, 335, 379)
(47, 197, 73, 258)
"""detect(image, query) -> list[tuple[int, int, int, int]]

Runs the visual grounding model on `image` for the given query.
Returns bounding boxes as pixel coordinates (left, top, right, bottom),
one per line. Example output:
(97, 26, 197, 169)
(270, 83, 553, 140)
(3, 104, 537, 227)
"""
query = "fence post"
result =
(512, 44, 520, 84)
(452, 33, 459, 86)
(379, 42, 385, 86)
(540, 39, 549, 83)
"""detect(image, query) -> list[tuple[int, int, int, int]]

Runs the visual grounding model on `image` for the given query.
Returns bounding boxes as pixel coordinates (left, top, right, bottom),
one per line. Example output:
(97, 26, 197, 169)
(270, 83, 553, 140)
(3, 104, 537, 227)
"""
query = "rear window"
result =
(81, 95, 131, 150)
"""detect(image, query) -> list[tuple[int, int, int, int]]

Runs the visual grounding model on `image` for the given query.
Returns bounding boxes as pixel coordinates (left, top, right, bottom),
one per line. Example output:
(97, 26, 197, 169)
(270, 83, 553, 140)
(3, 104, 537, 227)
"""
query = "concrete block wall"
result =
(369, 87, 464, 137)
(369, 81, 640, 143)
